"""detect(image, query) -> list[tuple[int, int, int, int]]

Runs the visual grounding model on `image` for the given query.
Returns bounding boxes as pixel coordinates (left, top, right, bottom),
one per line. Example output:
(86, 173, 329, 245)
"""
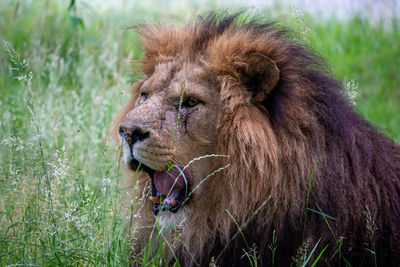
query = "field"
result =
(0, 0, 399, 266)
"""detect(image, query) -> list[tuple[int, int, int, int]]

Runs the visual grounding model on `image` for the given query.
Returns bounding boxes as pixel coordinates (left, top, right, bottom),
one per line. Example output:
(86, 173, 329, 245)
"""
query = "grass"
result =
(0, 0, 399, 266)
(307, 16, 400, 142)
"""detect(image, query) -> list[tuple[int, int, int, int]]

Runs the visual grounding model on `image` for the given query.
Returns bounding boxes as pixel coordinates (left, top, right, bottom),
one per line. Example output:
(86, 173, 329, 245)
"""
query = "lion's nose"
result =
(119, 125, 150, 146)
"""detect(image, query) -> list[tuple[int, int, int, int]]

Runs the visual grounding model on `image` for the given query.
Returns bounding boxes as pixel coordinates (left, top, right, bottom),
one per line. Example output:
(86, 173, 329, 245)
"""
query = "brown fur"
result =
(115, 13, 400, 266)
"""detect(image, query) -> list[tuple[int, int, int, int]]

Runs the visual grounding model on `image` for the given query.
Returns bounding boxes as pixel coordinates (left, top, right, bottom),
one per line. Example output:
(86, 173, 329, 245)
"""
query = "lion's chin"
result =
(158, 207, 189, 231)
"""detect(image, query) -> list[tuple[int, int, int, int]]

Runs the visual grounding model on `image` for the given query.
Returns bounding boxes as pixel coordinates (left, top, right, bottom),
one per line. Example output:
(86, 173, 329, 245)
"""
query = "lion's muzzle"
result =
(119, 124, 192, 215)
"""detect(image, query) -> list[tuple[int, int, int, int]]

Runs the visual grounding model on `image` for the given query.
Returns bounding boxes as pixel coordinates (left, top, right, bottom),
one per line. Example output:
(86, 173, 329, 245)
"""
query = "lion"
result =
(114, 13, 400, 266)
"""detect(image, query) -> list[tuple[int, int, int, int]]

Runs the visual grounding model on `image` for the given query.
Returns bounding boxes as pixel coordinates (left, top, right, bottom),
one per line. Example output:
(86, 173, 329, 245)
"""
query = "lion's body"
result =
(115, 13, 400, 266)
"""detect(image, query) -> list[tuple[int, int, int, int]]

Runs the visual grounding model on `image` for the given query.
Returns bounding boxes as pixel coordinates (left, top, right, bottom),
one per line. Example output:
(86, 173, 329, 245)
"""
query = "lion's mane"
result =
(120, 13, 400, 266)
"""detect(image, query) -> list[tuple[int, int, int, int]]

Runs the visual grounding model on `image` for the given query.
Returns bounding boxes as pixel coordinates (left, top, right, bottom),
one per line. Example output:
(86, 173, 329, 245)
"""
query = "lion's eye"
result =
(182, 98, 201, 108)
(140, 92, 148, 100)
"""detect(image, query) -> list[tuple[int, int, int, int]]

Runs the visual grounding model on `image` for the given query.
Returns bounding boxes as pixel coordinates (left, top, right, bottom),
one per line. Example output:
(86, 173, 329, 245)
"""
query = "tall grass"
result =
(0, 1, 138, 265)
(0, 1, 399, 266)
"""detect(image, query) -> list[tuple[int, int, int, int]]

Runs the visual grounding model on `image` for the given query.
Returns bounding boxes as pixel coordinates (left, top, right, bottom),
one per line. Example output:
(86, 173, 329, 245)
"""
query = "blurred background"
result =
(0, 0, 399, 266)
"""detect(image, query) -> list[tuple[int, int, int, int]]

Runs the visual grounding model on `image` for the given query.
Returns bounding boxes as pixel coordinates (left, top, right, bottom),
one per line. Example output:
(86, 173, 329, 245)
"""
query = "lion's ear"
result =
(238, 53, 280, 102)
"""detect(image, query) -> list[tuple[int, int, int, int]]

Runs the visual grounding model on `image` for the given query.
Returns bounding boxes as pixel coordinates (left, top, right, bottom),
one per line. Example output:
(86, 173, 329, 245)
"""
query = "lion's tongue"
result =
(153, 165, 192, 198)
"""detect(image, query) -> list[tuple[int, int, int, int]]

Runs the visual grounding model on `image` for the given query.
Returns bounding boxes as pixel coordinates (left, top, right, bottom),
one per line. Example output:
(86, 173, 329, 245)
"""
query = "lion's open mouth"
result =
(129, 158, 192, 215)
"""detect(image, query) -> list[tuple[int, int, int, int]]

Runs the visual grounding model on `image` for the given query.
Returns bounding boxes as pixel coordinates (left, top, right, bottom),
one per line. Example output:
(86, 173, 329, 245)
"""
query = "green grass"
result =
(0, 1, 399, 266)
(307, 16, 400, 142)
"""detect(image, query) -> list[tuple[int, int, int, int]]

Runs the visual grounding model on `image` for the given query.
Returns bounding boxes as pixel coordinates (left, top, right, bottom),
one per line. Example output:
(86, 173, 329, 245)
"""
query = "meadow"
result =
(0, 0, 399, 266)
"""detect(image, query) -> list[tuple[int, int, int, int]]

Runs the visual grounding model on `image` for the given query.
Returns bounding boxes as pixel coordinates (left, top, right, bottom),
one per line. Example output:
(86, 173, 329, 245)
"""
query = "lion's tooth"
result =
(150, 196, 160, 204)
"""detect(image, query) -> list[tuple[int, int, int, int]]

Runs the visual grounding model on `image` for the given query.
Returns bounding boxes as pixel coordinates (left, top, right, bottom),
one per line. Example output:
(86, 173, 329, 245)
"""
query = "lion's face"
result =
(119, 60, 220, 215)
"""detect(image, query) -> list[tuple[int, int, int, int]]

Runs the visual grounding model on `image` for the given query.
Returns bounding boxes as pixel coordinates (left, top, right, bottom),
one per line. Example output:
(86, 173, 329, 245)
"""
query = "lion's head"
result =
(115, 13, 400, 266)
(119, 61, 221, 216)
